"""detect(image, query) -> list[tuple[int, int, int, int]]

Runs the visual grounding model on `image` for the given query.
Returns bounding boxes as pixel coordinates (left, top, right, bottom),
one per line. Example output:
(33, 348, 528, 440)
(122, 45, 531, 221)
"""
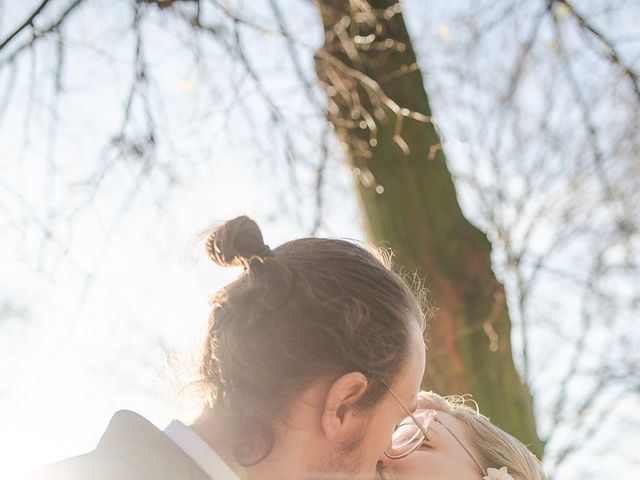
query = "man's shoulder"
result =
(25, 410, 216, 480)
(27, 448, 144, 480)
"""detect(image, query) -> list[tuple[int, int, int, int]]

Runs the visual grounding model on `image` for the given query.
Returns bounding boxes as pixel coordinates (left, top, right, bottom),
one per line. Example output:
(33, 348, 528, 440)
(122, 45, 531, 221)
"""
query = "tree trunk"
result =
(314, 0, 543, 456)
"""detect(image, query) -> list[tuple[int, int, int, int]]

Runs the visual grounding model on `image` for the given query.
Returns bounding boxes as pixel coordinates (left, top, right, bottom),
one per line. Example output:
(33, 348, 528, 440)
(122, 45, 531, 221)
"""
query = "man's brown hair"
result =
(199, 216, 426, 465)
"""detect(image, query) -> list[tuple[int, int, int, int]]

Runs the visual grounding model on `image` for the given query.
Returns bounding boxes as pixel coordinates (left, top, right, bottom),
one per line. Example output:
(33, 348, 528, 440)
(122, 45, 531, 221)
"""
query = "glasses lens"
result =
(385, 410, 436, 459)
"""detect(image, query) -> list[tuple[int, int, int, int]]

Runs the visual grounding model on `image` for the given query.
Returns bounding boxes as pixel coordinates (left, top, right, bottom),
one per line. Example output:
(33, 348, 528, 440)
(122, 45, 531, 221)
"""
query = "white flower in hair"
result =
(483, 466, 514, 480)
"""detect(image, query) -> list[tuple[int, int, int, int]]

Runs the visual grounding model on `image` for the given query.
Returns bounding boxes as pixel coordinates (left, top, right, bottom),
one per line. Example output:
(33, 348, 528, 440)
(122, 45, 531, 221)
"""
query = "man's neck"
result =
(189, 409, 245, 478)
(189, 408, 319, 480)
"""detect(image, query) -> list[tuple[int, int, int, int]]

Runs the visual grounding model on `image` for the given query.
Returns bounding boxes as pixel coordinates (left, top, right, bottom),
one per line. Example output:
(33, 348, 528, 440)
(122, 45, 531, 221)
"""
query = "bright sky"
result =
(0, 5, 362, 476)
(1, 1, 638, 479)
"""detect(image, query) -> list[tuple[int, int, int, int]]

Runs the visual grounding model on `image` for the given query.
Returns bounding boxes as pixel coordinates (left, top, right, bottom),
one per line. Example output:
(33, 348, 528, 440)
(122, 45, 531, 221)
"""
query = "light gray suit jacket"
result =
(30, 410, 211, 480)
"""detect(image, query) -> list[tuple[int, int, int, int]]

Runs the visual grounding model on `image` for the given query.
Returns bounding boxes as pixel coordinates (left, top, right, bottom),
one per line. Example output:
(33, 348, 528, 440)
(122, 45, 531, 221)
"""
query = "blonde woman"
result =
(378, 391, 547, 480)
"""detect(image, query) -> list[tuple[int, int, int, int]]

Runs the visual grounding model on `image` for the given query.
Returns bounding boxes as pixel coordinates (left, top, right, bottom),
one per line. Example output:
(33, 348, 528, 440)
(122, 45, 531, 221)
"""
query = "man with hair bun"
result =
(32, 216, 428, 480)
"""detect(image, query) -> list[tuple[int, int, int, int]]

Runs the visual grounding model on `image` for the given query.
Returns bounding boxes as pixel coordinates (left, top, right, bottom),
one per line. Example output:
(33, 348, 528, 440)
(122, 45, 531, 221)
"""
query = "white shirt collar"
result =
(164, 419, 241, 480)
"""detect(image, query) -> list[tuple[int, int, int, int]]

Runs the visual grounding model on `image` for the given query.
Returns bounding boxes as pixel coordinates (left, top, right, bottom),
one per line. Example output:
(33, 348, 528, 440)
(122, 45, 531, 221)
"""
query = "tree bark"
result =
(314, 0, 543, 456)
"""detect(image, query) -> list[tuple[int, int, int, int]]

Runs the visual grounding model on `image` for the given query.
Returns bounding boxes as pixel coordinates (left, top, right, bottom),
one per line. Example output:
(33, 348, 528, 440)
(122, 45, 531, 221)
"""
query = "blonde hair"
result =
(417, 391, 547, 480)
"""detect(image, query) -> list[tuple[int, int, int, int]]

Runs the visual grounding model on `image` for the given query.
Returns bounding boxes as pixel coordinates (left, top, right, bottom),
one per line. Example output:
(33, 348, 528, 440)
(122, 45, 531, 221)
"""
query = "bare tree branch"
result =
(549, 0, 640, 101)
(0, 0, 52, 51)
(0, 0, 84, 67)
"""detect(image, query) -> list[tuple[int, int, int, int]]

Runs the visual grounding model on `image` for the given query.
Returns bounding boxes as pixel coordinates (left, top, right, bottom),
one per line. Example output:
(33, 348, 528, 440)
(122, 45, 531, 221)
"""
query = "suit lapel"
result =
(97, 410, 212, 480)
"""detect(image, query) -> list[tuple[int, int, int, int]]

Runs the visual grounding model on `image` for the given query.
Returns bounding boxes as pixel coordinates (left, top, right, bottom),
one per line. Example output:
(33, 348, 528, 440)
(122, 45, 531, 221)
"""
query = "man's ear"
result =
(320, 372, 368, 440)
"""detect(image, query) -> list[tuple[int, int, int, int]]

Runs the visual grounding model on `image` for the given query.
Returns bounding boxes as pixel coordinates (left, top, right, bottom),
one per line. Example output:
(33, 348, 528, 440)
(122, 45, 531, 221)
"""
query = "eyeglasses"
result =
(385, 407, 485, 474)
(382, 383, 433, 459)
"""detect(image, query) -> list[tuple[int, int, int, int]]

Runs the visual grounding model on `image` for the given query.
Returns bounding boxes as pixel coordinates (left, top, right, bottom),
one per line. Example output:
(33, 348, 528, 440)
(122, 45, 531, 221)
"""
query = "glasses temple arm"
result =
(435, 418, 485, 473)
(385, 384, 432, 442)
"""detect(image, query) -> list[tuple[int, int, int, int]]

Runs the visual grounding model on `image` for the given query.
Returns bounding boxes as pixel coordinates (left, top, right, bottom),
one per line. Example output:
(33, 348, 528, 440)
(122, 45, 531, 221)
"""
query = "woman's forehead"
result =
(436, 412, 463, 432)
(438, 411, 464, 438)
(435, 413, 479, 464)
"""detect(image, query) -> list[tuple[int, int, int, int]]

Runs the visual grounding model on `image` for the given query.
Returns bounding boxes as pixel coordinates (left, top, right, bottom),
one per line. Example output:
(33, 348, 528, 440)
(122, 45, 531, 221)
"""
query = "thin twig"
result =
(0, 0, 52, 51)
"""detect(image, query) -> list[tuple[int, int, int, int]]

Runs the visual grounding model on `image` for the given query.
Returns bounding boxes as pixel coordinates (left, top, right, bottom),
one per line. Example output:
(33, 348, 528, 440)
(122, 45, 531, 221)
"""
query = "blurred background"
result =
(0, 1, 638, 478)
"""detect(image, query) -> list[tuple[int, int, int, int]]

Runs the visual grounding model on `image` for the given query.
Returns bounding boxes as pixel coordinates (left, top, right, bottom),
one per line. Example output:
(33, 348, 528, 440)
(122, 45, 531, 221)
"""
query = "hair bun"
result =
(206, 216, 272, 268)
